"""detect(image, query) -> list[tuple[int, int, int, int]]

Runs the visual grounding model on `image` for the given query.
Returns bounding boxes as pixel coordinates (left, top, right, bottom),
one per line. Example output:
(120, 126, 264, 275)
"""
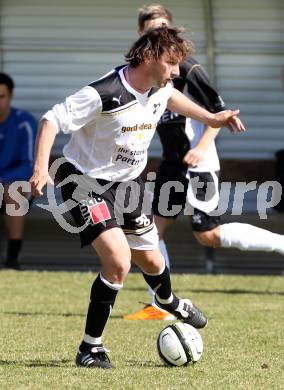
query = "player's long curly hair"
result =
(125, 26, 193, 67)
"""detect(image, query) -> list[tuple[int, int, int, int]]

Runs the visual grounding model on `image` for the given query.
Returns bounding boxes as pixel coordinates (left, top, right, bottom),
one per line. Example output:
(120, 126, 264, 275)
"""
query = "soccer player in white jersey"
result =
(123, 4, 284, 321)
(30, 26, 245, 369)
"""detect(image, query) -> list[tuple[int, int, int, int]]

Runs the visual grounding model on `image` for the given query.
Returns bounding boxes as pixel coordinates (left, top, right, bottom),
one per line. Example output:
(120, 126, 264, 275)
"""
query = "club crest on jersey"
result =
(153, 103, 161, 114)
(79, 198, 111, 225)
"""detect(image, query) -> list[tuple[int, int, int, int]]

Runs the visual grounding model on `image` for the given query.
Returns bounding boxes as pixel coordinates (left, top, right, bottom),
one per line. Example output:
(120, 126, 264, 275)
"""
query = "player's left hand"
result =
(226, 115, 245, 133)
(183, 147, 205, 168)
(212, 110, 246, 132)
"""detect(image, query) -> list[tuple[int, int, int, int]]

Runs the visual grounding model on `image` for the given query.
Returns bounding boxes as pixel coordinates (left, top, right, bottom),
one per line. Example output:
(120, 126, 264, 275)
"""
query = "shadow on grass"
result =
(2, 311, 125, 319)
(126, 359, 164, 368)
(124, 286, 284, 295)
(0, 358, 165, 369)
(181, 288, 284, 296)
(0, 359, 72, 367)
(123, 286, 284, 295)
(2, 311, 85, 317)
(123, 287, 149, 292)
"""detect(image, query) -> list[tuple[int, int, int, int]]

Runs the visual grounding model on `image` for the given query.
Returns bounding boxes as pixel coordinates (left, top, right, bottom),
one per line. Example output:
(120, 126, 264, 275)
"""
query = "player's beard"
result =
(157, 79, 169, 88)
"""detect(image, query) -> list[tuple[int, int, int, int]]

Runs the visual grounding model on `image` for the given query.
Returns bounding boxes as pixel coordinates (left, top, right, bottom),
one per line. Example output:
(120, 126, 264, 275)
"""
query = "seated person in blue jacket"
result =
(0, 73, 37, 269)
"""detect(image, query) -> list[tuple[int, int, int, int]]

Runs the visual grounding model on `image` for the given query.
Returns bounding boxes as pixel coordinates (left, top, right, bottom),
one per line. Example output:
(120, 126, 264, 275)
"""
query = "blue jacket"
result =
(0, 107, 37, 184)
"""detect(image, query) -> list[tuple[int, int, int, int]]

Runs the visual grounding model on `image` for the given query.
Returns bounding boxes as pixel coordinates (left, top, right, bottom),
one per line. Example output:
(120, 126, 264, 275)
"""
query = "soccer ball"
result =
(157, 322, 203, 367)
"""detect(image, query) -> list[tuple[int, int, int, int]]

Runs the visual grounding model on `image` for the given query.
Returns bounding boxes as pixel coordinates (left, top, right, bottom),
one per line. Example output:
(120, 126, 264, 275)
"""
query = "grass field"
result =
(0, 271, 283, 390)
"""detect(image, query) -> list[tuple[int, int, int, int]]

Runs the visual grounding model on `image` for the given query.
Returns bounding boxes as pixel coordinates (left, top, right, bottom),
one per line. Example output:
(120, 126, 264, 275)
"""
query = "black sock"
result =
(83, 274, 119, 343)
(5, 239, 22, 266)
(142, 266, 178, 309)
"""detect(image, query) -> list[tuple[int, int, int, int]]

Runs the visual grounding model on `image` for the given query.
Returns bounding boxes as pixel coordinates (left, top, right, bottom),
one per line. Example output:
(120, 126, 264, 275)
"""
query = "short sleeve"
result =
(42, 85, 102, 134)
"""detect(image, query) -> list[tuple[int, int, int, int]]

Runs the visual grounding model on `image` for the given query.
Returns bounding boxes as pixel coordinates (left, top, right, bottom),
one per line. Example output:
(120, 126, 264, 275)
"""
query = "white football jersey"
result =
(43, 66, 173, 181)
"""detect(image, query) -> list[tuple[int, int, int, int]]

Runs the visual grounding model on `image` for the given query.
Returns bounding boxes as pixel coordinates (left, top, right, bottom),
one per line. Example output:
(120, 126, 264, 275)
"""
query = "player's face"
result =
(0, 84, 13, 121)
(150, 53, 180, 88)
(139, 17, 170, 35)
(139, 17, 179, 87)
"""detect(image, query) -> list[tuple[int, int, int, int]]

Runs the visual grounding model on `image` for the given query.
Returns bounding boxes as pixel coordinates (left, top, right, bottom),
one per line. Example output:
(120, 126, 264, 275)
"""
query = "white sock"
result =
(100, 272, 123, 290)
(159, 239, 170, 268)
(83, 334, 102, 345)
(220, 223, 284, 255)
(156, 293, 174, 305)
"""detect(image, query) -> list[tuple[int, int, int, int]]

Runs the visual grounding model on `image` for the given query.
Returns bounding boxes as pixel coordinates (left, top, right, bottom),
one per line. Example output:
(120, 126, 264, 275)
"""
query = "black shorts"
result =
(59, 160, 158, 248)
(152, 161, 221, 232)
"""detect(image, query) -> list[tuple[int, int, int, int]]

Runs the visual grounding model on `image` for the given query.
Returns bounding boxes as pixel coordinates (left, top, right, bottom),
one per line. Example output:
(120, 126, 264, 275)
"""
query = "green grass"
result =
(0, 271, 283, 390)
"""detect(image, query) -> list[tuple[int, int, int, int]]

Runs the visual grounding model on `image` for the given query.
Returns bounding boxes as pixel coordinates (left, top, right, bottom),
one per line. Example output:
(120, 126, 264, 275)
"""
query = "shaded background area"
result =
(0, 1, 283, 275)
(1, 0, 284, 166)
(1, 192, 283, 275)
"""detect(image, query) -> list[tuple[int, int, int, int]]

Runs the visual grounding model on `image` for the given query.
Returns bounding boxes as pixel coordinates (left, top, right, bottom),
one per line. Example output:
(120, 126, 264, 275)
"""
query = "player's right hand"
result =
(29, 171, 54, 197)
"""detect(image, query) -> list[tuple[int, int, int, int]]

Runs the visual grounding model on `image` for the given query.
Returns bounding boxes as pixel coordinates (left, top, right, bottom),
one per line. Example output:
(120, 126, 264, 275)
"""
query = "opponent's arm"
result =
(183, 126, 220, 167)
(29, 119, 56, 197)
(167, 88, 245, 132)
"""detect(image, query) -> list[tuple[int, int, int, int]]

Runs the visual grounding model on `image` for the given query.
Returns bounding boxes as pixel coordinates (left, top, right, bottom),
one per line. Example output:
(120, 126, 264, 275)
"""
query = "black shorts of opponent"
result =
(152, 160, 221, 232)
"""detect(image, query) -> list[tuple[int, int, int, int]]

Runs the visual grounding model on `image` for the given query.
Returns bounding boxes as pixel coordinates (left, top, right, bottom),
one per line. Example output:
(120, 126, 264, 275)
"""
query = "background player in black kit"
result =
(124, 4, 284, 321)
(30, 26, 245, 369)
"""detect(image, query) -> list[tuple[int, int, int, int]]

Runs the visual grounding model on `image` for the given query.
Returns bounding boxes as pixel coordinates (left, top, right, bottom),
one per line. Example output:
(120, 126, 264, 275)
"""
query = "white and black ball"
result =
(157, 322, 203, 367)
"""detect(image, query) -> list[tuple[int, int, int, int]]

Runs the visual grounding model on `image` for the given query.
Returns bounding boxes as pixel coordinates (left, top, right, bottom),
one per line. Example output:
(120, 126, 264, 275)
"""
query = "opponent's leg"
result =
(194, 223, 284, 255)
(220, 223, 284, 254)
(155, 214, 173, 269)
